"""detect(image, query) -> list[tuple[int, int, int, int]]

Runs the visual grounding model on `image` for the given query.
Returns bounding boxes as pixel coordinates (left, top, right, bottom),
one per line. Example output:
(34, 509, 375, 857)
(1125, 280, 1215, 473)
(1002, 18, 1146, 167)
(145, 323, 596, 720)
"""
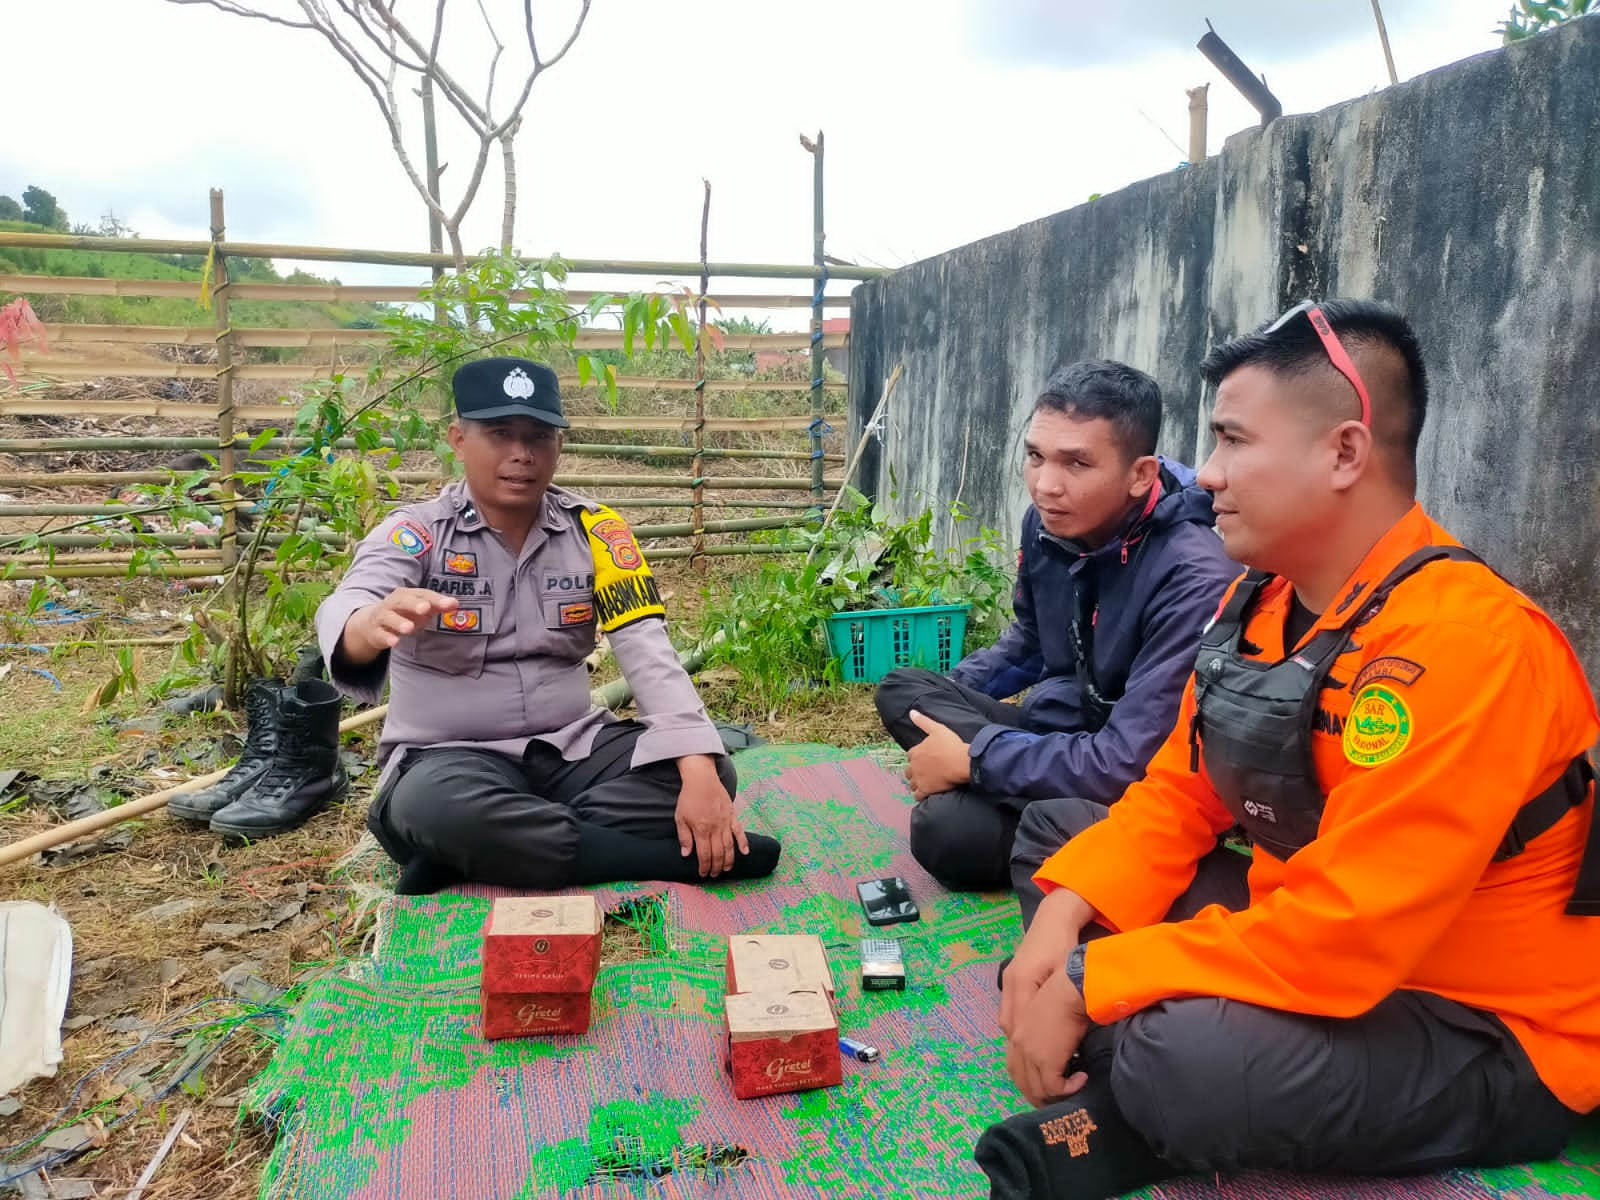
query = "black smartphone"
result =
(857, 876, 920, 926)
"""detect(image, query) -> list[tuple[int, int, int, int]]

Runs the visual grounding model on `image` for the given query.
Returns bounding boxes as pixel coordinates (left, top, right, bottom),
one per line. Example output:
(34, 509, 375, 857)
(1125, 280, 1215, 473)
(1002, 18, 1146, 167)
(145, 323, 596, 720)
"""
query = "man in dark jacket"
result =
(874, 360, 1238, 891)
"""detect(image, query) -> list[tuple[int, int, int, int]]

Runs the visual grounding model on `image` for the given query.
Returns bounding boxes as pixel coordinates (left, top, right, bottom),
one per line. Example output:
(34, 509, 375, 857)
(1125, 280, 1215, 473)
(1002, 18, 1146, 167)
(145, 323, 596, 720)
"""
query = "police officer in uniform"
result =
(315, 357, 781, 895)
(986, 301, 1600, 1198)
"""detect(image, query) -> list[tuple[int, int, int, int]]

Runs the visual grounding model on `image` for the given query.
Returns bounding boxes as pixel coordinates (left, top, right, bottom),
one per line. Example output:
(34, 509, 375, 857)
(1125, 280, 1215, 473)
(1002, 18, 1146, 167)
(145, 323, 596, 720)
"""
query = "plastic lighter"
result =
(840, 1036, 881, 1063)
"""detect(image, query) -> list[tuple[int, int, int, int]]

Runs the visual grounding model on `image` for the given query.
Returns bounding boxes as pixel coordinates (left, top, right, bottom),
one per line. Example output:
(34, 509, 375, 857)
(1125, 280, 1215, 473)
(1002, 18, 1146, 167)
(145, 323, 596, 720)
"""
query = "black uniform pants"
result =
(874, 666, 1033, 891)
(367, 720, 736, 889)
(1010, 795, 1253, 927)
(984, 795, 1578, 1192)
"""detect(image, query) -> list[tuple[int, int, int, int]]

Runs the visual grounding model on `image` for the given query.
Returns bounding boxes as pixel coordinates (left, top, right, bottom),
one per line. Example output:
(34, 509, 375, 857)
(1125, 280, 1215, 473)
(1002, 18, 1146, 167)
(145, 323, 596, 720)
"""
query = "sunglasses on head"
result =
(1264, 300, 1372, 427)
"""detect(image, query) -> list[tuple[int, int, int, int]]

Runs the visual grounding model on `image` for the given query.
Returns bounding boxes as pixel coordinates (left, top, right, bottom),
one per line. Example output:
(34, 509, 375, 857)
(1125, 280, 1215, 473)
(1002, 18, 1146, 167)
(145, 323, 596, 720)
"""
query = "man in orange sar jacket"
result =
(980, 299, 1600, 1200)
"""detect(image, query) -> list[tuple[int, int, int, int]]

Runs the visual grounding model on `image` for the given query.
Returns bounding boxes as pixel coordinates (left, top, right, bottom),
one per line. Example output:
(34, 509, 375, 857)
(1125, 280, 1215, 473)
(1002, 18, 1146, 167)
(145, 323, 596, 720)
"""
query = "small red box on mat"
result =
(725, 989, 842, 1100)
(725, 934, 836, 999)
(481, 895, 603, 995)
(482, 990, 593, 1039)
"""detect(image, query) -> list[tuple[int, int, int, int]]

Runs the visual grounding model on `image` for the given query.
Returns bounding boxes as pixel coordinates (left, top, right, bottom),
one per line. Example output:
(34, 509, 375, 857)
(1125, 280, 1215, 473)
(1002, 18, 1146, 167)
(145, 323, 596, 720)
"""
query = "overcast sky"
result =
(3, 0, 1514, 319)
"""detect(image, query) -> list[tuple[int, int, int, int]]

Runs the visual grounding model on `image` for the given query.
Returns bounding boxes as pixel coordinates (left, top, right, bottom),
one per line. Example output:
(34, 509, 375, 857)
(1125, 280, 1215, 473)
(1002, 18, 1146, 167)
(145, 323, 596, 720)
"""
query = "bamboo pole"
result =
(1, 540, 822, 580)
(3, 365, 845, 389)
(0, 231, 886, 280)
(19, 515, 801, 551)
(693, 180, 711, 572)
(209, 189, 239, 576)
(0, 405, 825, 434)
(0, 469, 843, 490)
(0, 275, 852, 308)
(806, 130, 827, 504)
(38, 324, 848, 352)
(0, 436, 839, 463)
(0, 497, 830, 518)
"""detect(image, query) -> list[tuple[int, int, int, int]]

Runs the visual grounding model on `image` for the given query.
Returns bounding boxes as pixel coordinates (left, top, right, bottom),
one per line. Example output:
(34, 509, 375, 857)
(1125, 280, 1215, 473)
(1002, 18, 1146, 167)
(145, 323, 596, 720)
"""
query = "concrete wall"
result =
(849, 16, 1600, 675)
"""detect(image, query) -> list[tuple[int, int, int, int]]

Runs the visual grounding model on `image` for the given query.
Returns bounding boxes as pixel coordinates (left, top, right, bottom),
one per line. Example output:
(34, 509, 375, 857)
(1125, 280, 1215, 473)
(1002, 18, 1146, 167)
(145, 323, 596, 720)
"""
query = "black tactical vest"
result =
(1189, 545, 1599, 915)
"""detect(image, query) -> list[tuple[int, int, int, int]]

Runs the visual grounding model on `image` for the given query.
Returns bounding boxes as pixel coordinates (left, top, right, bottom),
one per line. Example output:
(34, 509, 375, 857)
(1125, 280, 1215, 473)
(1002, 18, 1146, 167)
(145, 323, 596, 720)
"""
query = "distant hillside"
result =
(0, 220, 392, 331)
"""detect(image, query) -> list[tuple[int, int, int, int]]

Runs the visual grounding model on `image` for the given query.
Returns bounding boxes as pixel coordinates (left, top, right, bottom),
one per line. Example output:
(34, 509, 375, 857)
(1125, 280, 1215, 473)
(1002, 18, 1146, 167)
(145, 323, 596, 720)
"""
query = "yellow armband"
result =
(582, 505, 666, 632)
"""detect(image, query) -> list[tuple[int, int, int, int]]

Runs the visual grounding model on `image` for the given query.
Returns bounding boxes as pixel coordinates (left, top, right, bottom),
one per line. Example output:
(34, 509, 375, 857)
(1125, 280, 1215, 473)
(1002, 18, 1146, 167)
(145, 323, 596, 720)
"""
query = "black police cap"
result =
(451, 357, 568, 427)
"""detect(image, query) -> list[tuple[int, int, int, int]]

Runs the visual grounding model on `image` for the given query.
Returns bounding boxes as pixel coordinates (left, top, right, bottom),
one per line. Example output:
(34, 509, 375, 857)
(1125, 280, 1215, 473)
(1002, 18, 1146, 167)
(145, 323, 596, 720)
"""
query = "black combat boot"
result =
(209, 679, 348, 839)
(169, 678, 285, 823)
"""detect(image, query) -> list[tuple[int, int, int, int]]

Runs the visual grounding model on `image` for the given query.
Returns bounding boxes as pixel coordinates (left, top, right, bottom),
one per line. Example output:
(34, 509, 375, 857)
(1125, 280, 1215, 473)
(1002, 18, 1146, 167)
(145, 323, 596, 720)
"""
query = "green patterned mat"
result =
(247, 745, 1600, 1199)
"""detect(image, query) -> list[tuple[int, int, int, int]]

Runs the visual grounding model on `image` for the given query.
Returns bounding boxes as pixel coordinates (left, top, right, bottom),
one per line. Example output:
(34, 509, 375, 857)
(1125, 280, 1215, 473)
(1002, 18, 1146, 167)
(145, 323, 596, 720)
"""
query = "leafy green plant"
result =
(1499, 0, 1596, 40)
(74, 250, 695, 704)
(697, 496, 1012, 714)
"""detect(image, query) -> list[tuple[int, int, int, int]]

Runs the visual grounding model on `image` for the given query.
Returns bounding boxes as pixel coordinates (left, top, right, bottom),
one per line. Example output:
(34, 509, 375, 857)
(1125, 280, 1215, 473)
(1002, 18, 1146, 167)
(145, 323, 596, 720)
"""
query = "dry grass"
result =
(0, 562, 883, 1197)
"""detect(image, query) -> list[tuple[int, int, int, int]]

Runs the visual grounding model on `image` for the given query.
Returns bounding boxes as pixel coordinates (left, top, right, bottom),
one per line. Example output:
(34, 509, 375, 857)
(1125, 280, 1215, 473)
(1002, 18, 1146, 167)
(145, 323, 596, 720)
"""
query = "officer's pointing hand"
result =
(348, 588, 460, 658)
(904, 710, 973, 801)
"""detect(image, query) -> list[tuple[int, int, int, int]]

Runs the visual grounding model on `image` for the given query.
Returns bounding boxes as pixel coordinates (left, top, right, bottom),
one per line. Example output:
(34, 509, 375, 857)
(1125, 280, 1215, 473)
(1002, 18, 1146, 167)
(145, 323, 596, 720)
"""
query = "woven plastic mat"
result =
(248, 744, 1600, 1199)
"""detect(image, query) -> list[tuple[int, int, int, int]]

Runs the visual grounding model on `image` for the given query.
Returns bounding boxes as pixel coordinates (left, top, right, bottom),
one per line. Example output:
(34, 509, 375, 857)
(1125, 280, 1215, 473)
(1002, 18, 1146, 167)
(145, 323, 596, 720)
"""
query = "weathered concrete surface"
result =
(849, 15, 1600, 676)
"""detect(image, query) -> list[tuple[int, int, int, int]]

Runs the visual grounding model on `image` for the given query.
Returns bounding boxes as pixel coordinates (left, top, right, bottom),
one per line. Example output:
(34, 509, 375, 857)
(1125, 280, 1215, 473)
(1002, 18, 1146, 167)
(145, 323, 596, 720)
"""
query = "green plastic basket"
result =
(824, 603, 970, 684)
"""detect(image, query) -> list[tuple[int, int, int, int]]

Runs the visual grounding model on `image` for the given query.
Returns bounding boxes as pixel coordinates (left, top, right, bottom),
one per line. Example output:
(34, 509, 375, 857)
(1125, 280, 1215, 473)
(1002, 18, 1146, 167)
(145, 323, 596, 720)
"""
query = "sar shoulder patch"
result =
(1343, 683, 1413, 766)
(1351, 655, 1426, 692)
(580, 504, 664, 632)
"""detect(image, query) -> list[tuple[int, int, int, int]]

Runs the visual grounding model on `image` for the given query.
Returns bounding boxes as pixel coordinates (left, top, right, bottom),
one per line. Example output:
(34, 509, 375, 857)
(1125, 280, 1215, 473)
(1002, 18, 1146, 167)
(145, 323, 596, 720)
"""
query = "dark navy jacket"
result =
(954, 459, 1239, 804)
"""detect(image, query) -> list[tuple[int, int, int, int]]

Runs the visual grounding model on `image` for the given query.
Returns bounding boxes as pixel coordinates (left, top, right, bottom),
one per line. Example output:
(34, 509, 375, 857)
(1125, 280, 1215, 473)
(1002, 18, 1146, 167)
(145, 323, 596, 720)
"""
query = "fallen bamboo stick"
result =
(1, 640, 718, 869)
(0, 706, 386, 869)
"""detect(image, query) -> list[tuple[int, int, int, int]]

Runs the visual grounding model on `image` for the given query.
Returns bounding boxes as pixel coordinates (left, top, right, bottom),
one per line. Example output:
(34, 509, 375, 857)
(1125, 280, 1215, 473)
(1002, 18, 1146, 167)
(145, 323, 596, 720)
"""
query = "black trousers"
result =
(1010, 795, 1253, 927)
(367, 720, 736, 889)
(994, 795, 1578, 1185)
(874, 666, 1032, 891)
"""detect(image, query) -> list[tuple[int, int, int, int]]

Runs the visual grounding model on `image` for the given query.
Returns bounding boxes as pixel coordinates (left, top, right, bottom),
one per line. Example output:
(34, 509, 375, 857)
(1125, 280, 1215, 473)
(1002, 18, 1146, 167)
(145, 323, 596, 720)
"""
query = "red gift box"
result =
(725, 934, 836, 999)
(725, 989, 842, 1100)
(482, 990, 594, 1039)
(481, 895, 603, 995)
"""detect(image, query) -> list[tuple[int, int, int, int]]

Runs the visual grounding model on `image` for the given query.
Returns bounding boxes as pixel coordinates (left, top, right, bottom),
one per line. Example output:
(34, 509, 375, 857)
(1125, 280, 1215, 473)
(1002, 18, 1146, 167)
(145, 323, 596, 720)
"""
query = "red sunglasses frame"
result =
(1265, 300, 1372, 427)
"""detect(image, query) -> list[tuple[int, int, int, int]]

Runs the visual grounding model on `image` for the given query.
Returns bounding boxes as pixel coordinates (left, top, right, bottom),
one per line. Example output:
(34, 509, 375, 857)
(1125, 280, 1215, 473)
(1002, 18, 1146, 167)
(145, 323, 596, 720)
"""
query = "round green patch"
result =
(1343, 683, 1413, 766)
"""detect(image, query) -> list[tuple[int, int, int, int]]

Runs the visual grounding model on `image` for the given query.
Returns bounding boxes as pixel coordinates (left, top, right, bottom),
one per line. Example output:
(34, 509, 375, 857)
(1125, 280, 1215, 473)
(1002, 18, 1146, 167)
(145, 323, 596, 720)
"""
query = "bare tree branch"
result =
(166, 0, 596, 263)
(427, 0, 447, 59)
(333, 0, 427, 74)
(526, 0, 591, 73)
(364, 0, 491, 127)
(163, 0, 316, 31)
(500, 0, 590, 132)
(474, 0, 505, 116)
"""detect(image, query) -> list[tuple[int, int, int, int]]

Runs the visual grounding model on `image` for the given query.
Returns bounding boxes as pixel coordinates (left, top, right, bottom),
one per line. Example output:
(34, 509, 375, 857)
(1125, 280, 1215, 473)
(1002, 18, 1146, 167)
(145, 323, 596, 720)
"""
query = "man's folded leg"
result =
(369, 746, 579, 893)
(874, 666, 1028, 748)
(533, 722, 781, 885)
(910, 788, 1024, 891)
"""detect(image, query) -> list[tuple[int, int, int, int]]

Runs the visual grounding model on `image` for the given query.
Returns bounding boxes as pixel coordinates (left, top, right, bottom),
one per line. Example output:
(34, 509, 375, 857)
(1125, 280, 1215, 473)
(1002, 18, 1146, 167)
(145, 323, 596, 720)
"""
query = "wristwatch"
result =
(1065, 943, 1088, 996)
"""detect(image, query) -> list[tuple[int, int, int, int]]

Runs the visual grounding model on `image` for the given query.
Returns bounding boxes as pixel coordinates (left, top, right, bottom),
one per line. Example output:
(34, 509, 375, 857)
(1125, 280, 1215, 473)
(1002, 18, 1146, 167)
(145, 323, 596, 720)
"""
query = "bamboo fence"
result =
(0, 190, 878, 579)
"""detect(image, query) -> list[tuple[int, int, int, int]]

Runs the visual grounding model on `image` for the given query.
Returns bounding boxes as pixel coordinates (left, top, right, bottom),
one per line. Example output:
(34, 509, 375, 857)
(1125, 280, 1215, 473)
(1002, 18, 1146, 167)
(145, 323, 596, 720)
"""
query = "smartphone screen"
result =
(857, 876, 920, 926)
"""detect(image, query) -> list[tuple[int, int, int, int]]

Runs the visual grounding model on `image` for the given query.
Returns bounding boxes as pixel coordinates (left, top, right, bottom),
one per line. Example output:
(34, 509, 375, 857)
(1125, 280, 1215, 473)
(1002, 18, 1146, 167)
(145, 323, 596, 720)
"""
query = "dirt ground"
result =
(0, 561, 884, 1199)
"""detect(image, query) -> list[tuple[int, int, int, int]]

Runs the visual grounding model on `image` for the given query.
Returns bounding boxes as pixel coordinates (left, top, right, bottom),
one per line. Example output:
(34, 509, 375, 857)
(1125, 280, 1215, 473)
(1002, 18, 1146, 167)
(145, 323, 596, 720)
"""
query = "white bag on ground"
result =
(0, 901, 73, 1096)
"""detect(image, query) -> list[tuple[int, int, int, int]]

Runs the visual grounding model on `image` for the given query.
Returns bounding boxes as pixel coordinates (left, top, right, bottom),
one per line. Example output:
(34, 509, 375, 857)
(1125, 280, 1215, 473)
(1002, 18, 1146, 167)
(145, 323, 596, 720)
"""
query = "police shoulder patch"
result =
(389, 518, 433, 557)
(1343, 683, 1413, 766)
(580, 504, 664, 632)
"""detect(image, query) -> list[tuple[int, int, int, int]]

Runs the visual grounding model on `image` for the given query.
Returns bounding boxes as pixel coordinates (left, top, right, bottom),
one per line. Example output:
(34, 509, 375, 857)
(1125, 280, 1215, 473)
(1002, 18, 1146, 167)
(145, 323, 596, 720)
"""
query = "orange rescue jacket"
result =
(1035, 504, 1600, 1113)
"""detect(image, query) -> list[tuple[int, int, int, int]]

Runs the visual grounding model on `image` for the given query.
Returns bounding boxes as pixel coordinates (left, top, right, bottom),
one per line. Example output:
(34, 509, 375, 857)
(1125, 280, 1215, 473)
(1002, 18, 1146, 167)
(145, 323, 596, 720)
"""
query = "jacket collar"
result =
(452, 479, 568, 535)
(1264, 503, 1451, 641)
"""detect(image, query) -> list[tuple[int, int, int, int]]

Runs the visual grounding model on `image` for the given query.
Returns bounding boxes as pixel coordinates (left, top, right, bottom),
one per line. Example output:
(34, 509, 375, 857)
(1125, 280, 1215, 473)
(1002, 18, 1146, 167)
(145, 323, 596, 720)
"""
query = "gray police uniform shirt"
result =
(314, 480, 725, 787)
